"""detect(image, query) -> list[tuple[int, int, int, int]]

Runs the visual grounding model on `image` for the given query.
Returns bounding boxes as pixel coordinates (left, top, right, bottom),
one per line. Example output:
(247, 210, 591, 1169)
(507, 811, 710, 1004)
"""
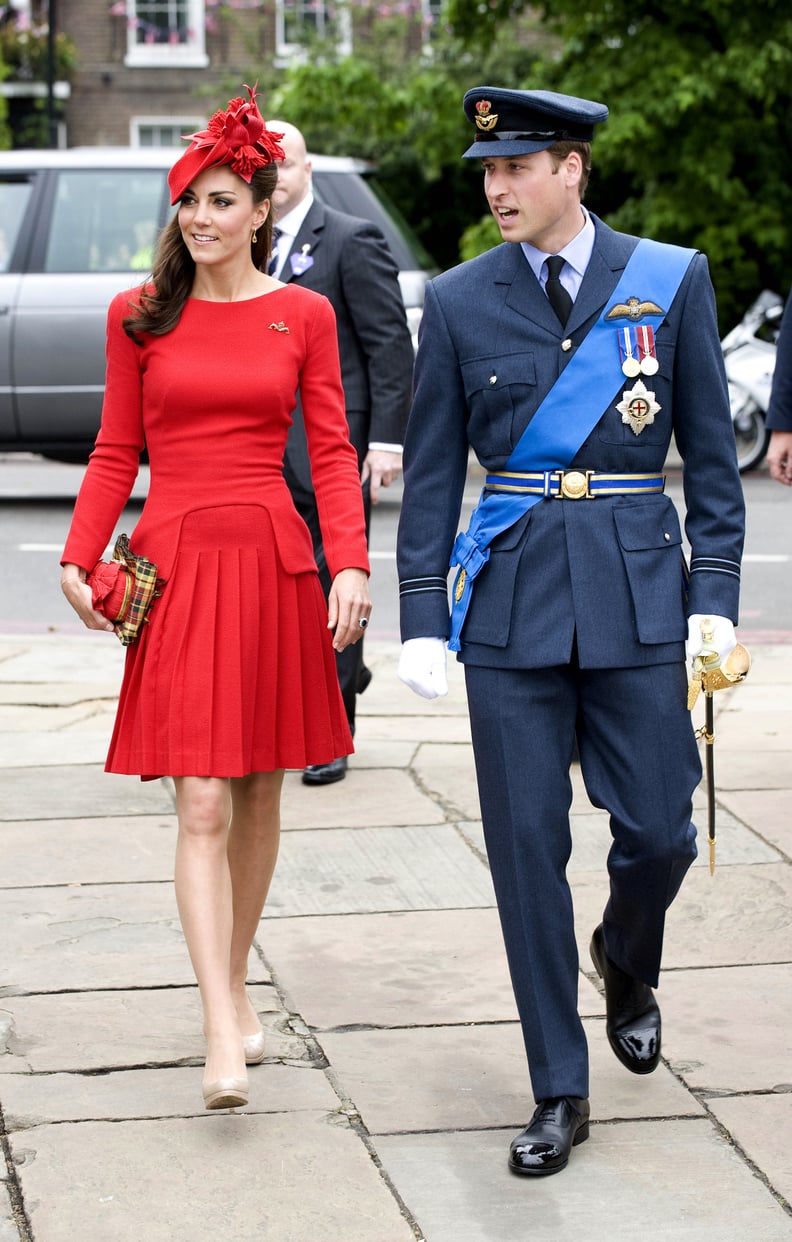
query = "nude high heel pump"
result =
(242, 1028, 267, 1064)
(203, 1076, 249, 1111)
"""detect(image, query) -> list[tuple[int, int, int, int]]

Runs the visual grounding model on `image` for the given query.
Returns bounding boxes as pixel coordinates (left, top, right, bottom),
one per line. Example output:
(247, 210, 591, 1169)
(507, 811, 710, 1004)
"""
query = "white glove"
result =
(398, 637, 448, 700)
(685, 614, 737, 664)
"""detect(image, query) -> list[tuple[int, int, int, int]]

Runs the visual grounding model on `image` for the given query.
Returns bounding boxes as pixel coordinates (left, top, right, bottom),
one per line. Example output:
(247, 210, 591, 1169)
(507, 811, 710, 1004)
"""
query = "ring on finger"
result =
(358, 617, 369, 629)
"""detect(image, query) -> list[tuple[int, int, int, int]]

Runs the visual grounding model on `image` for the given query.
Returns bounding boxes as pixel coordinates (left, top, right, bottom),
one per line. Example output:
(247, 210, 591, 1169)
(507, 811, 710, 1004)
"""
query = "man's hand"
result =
(398, 637, 448, 699)
(361, 449, 402, 505)
(685, 614, 737, 664)
(766, 430, 792, 485)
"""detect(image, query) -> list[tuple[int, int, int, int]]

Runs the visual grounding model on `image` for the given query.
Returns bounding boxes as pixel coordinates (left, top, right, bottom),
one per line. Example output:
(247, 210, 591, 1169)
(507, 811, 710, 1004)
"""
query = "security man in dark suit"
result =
(396, 87, 745, 1175)
(766, 287, 792, 485)
(269, 121, 414, 784)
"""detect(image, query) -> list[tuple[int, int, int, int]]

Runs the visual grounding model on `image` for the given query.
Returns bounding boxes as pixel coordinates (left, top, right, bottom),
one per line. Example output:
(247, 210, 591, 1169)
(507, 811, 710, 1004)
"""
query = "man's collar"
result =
(274, 191, 314, 239)
(520, 206, 595, 282)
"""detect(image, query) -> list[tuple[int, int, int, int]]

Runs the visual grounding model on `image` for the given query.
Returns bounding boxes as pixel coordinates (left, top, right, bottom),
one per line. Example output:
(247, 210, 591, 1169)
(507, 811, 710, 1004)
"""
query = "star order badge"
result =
(616, 379, 661, 435)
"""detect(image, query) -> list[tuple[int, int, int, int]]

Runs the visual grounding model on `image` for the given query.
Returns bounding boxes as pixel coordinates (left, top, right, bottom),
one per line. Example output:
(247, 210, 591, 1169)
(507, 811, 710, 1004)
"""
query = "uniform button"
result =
(489, 374, 497, 385)
(561, 338, 572, 352)
(664, 532, 670, 541)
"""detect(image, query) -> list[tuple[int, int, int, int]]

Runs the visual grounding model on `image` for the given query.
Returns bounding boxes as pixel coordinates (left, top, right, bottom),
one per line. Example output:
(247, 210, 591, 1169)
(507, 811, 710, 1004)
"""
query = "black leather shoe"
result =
(508, 1097, 590, 1176)
(302, 756, 347, 786)
(590, 923, 661, 1074)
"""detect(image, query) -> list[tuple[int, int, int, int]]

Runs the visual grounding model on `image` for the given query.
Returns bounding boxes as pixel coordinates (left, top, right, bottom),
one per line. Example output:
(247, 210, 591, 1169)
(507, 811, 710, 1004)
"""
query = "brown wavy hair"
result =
(123, 162, 278, 339)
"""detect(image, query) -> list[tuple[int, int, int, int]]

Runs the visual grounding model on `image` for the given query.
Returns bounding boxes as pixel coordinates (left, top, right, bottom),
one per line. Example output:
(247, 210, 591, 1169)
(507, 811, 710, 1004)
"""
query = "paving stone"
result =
(355, 714, 473, 744)
(661, 963, 792, 1094)
(1, 730, 117, 767)
(10, 1113, 417, 1242)
(264, 824, 495, 917)
(719, 789, 792, 859)
(0, 765, 173, 821)
(376, 1120, 792, 1242)
(263, 908, 521, 1030)
(0, 882, 195, 993)
(0, 1184, 17, 1242)
(279, 767, 445, 830)
(0, 986, 288, 1074)
(570, 863, 792, 971)
(708, 1093, 792, 1207)
(410, 742, 483, 821)
(0, 815, 176, 887)
(0, 637, 125, 686)
(319, 1020, 700, 1135)
(2, 1062, 338, 1127)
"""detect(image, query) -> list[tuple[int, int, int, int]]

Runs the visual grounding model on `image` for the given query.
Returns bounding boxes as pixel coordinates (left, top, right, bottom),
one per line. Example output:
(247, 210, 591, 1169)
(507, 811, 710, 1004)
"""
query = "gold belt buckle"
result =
(556, 470, 591, 500)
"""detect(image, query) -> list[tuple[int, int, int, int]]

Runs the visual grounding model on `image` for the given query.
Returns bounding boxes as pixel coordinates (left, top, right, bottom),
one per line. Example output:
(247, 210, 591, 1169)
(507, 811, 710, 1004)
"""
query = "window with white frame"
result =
(124, 0, 208, 68)
(275, 0, 351, 62)
(131, 117, 206, 147)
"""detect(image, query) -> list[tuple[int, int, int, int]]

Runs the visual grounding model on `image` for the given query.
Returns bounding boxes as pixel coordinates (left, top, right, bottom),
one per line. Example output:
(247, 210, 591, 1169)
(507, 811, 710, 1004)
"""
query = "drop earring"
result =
(251, 229, 258, 245)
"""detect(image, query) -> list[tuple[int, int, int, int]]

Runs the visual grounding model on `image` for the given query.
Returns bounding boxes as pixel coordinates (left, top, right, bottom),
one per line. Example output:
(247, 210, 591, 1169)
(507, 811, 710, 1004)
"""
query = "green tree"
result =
(260, 10, 551, 270)
(445, 0, 792, 327)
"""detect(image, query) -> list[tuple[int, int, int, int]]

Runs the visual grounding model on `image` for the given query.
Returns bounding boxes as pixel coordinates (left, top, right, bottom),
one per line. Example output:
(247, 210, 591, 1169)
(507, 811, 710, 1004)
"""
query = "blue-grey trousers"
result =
(464, 659, 700, 1102)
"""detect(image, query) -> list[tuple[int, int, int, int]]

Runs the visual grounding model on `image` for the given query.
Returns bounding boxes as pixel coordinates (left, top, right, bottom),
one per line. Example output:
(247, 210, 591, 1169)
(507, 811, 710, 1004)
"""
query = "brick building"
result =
(3, 0, 442, 148)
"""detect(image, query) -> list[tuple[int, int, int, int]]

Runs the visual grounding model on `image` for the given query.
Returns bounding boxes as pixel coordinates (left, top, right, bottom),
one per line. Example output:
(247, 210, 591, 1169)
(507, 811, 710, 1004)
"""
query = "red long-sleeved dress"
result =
(62, 284, 370, 779)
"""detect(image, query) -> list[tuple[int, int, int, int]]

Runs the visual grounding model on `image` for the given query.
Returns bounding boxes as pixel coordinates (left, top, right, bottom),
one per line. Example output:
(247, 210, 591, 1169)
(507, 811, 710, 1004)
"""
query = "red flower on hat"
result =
(181, 83, 284, 183)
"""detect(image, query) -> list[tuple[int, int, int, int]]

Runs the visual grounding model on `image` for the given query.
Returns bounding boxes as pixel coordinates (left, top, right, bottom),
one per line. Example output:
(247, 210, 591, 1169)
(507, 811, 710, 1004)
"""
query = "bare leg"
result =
(173, 776, 246, 1089)
(227, 770, 284, 1037)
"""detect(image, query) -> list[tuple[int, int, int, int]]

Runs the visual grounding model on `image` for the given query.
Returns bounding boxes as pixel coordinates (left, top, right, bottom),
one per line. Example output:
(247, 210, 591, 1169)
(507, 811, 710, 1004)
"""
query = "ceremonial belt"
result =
(484, 470, 666, 500)
(448, 237, 697, 652)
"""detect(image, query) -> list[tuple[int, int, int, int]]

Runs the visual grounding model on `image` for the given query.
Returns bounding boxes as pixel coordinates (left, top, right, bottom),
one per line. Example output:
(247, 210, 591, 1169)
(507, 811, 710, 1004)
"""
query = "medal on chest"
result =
(617, 379, 661, 435)
(611, 304, 663, 435)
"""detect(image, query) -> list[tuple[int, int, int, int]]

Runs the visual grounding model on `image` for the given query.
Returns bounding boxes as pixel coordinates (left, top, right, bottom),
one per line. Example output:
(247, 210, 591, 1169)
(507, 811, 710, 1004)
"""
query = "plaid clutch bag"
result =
(87, 533, 164, 647)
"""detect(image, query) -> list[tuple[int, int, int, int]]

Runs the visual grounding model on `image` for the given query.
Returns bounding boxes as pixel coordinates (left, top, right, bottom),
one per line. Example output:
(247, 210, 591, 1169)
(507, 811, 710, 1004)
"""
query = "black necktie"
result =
(545, 255, 573, 327)
(268, 227, 282, 276)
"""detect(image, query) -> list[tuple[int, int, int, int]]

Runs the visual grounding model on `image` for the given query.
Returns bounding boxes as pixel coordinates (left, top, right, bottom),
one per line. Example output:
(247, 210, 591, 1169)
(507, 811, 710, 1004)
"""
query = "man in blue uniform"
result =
(396, 87, 745, 1176)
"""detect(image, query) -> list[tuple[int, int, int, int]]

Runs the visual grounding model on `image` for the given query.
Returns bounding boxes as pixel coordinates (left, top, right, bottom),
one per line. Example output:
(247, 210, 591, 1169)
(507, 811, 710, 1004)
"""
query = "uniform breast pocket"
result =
(597, 342, 675, 447)
(614, 499, 687, 645)
(461, 352, 537, 459)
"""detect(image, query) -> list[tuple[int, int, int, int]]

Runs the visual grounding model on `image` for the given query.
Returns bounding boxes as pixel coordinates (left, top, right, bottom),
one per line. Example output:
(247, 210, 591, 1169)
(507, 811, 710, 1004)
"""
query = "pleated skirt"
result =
(105, 504, 353, 779)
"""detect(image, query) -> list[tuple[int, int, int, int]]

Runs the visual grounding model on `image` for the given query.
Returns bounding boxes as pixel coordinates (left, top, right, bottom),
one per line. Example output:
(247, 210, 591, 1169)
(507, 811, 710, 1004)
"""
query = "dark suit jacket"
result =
(397, 215, 745, 670)
(279, 199, 414, 493)
(767, 287, 792, 431)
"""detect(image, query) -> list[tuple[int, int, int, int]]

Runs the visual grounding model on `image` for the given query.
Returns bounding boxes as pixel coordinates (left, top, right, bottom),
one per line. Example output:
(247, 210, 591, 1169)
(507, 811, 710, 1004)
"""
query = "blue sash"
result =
(448, 237, 696, 651)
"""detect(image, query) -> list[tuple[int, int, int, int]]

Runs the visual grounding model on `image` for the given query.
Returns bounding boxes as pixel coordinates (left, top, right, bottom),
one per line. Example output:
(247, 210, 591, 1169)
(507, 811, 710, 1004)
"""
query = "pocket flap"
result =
(460, 352, 536, 396)
(614, 502, 682, 551)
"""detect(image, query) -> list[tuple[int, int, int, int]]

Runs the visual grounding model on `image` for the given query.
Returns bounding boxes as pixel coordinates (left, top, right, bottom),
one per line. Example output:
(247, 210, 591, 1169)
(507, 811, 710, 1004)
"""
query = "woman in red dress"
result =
(60, 88, 371, 1112)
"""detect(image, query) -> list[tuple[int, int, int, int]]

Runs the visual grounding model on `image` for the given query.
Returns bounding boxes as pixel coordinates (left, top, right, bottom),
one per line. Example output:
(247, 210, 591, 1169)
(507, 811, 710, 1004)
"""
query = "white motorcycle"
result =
(721, 288, 784, 472)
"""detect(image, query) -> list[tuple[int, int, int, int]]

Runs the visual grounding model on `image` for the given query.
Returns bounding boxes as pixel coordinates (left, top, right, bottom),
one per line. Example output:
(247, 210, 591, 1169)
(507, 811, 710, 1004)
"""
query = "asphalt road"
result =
(1, 452, 790, 642)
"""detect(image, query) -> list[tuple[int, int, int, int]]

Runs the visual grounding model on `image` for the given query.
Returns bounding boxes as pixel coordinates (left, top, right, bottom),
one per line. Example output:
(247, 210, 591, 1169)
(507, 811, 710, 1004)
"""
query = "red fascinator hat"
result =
(167, 83, 284, 205)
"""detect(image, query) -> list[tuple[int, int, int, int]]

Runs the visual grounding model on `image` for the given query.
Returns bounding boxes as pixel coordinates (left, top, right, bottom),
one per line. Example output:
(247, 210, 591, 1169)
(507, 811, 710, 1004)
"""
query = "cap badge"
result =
(616, 379, 661, 436)
(474, 100, 499, 132)
(606, 296, 665, 322)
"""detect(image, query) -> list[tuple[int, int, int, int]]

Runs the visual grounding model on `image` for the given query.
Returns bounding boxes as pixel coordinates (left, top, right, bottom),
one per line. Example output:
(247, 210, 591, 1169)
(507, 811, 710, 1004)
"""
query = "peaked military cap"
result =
(462, 87, 608, 159)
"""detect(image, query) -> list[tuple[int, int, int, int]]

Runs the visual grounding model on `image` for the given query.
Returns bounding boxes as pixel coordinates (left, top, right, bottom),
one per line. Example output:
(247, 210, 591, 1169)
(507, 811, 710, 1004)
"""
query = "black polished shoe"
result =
(508, 1097, 590, 1177)
(302, 756, 347, 786)
(590, 923, 661, 1075)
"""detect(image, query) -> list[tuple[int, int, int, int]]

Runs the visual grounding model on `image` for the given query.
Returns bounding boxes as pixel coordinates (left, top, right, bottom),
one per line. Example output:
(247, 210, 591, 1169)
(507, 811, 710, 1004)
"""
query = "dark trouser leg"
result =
(464, 663, 589, 1103)
(576, 662, 700, 987)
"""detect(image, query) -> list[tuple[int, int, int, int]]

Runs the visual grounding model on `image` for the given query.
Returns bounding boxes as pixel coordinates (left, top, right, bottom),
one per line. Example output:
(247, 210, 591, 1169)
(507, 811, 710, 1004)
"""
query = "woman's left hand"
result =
(328, 568, 371, 651)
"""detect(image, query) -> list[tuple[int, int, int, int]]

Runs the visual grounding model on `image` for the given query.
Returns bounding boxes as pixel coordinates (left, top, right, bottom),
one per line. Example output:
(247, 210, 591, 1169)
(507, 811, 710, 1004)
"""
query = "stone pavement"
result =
(0, 629, 791, 1241)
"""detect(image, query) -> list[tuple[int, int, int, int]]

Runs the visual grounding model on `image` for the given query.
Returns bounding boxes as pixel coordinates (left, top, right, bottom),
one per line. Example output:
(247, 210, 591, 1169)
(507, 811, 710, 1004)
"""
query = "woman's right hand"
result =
(61, 564, 116, 633)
